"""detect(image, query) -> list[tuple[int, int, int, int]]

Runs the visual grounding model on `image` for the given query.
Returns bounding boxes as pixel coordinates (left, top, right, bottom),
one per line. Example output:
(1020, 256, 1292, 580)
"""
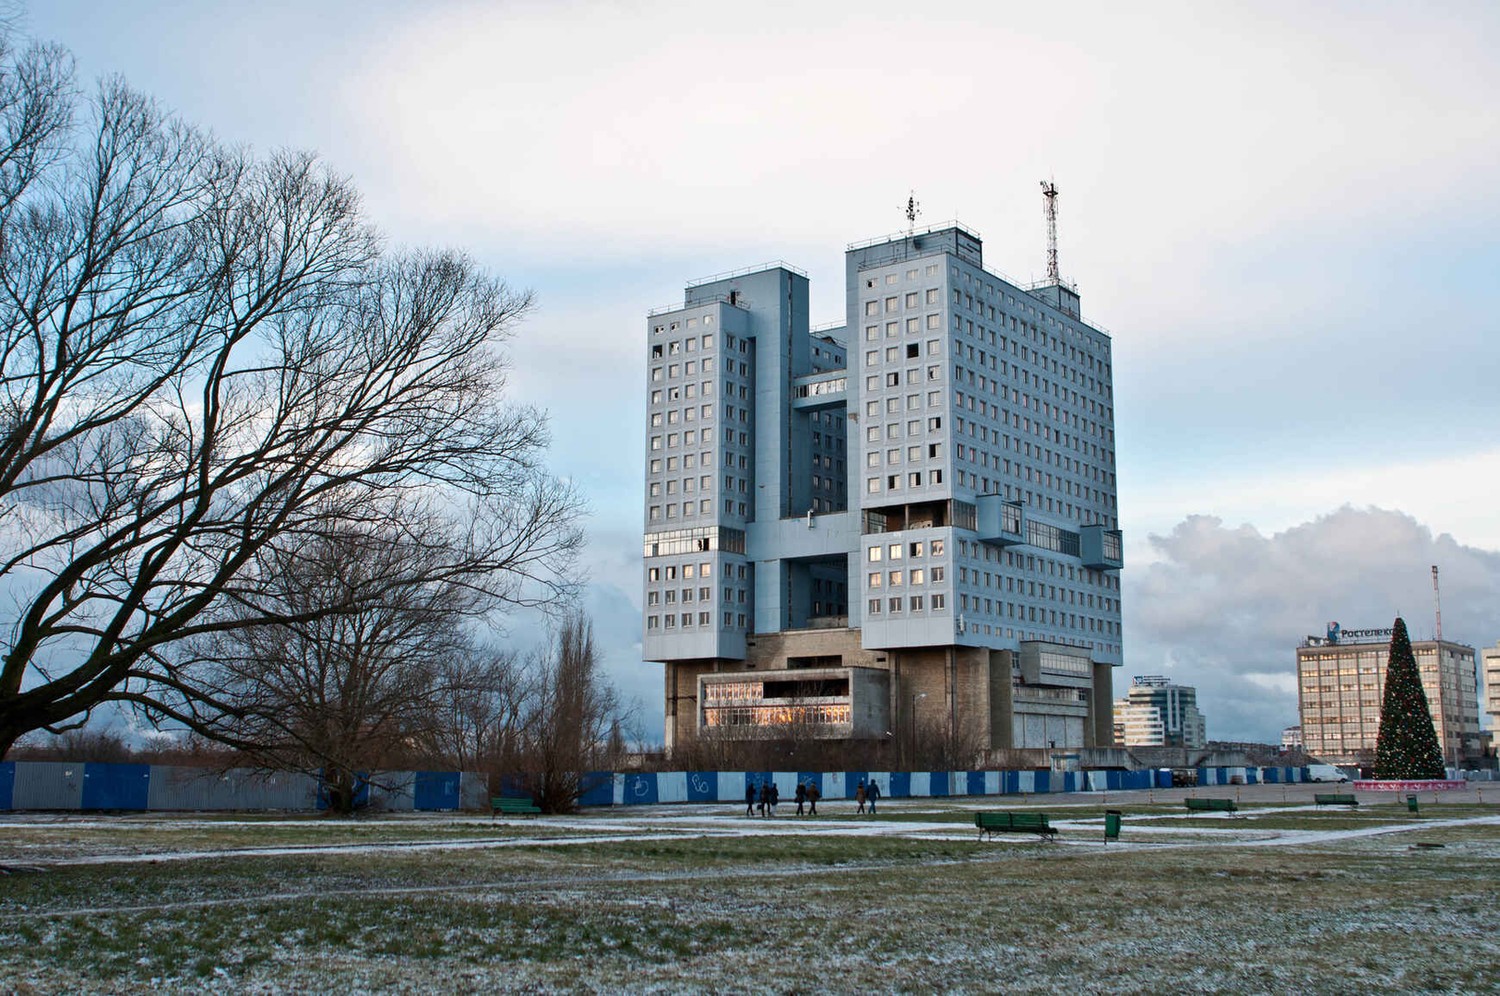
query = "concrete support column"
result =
(1091, 662, 1114, 748)
(990, 650, 1014, 751)
(664, 663, 679, 753)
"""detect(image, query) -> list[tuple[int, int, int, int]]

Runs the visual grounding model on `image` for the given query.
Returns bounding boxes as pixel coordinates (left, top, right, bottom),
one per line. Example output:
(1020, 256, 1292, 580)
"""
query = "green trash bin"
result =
(1406, 794, 1419, 814)
(1104, 809, 1122, 841)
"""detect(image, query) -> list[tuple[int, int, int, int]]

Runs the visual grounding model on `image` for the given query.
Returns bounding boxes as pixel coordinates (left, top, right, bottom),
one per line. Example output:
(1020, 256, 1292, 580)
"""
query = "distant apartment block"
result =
(1281, 724, 1303, 750)
(1113, 675, 1206, 748)
(1296, 624, 1484, 766)
(641, 222, 1123, 758)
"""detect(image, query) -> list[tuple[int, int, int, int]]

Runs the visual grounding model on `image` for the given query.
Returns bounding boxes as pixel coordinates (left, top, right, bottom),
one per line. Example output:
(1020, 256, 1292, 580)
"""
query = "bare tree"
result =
(184, 527, 483, 814)
(911, 714, 986, 771)
(416, 646, 531, 777)
(0, 35, 582, 757)
(514, 615, 628, 813)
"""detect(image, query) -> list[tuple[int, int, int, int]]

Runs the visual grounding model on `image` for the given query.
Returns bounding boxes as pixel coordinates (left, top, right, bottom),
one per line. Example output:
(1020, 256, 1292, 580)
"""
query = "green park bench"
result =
(974, 811, 1057, 841)
(1184, 797, 1238, 814)
(1313, 793, 1359, 807)
(491, 796, 542, 818)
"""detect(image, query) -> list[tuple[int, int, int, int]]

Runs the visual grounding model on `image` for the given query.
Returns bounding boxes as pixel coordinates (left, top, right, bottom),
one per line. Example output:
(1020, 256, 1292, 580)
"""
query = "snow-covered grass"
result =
(2, 799, 1498, 992)
(0, 814, 597, 864)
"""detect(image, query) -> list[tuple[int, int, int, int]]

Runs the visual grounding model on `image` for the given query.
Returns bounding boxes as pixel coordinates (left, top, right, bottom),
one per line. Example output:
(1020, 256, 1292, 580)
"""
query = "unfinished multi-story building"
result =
(642, 221, 1122, 760)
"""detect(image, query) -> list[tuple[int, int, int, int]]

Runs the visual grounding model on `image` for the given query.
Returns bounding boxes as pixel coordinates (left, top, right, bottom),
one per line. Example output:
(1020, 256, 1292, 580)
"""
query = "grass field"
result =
(3, 791, 1498, 993)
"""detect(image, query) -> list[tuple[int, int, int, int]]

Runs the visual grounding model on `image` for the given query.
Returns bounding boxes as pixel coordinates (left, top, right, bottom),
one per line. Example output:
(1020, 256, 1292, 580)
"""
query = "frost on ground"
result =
(1, 795, 1498, 993)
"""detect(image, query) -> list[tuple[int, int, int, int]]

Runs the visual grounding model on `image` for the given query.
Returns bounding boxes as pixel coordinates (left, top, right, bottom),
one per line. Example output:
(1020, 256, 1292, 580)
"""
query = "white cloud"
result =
(1124, 447, 1500, 566)
(333, 2, 1500, 268)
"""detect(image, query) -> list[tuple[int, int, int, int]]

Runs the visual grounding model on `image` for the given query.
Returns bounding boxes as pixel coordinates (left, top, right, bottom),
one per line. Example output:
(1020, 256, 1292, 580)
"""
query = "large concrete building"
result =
(642, 222, 1123, 760)
(1296, 624, 1484, 767)
(1114, 675, 1207, 748)
(1484, 641, 1500, 734)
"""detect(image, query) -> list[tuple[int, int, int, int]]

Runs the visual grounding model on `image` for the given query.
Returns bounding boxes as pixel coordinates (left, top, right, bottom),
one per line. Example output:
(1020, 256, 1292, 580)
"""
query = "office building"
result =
(1296, 624, 1483, 766)
(1484, 641, 1500, 733)
(1113, 675, 1207, 748)
(642, 221, 1122, 759)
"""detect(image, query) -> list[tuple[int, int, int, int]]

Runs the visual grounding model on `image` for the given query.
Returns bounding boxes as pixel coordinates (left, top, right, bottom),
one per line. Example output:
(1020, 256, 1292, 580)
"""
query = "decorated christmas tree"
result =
(1373, 617, 1446, 780)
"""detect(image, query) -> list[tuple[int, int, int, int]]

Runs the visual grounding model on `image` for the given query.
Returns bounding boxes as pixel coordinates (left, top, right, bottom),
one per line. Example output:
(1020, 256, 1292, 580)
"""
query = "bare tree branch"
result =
(0, 34, 583, 757)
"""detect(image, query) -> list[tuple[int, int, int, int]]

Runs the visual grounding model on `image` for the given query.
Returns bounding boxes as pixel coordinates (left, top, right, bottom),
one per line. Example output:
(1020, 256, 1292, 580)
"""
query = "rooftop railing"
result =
(685, 259, 808, 288)
(845, 219, 979, 252)
(647, 294, 735, 318)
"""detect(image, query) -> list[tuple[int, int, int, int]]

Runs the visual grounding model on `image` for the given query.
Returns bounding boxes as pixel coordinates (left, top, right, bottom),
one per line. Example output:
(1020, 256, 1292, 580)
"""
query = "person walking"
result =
(770, 782, 780, 816)
(855, 779, 867, 814)
(867, 778, 881, 814)
(807, 781, 820, 816)
(745, 781, 756, 818)
(757, 781, 769, 817)
(795, 782, 807, 816)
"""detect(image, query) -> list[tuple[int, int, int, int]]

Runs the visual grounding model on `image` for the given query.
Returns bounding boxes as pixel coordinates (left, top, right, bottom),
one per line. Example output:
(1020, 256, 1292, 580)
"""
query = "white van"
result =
(1307, 763, 1349, 783)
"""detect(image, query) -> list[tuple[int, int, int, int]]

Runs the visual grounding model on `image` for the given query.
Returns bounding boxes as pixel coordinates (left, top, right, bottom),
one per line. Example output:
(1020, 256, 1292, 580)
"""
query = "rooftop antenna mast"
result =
(1432, 565, 1443, 642)
(1040, 179, 1060, 283)
(904, 190, 921, 237)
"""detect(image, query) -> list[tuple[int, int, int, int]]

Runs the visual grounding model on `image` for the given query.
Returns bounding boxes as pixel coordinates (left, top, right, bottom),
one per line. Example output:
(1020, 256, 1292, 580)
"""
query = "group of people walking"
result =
(743, 778, 882, 816)
(746, 780, 822, 817)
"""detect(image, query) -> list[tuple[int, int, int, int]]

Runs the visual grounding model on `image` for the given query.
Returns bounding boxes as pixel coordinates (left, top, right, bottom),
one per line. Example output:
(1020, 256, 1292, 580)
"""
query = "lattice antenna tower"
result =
(1432, 565, 1443, 642)
(904, 190, 921, 237)
(1040, 180, 1060, 283)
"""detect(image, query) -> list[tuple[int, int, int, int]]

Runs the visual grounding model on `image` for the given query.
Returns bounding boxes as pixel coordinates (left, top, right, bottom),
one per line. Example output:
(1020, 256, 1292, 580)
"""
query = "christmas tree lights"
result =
(1373, 617, 1446, 780)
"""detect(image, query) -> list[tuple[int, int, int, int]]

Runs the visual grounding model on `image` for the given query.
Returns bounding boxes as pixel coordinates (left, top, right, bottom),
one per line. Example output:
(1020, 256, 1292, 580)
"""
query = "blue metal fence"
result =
(413, 771, 461, 811)
(0, 762, 1314, 812)
(81, 762, 150, 810)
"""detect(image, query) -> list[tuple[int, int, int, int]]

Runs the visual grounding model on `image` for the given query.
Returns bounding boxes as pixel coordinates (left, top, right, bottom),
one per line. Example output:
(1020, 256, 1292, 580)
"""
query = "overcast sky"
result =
(28, 0, 1500, 743)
